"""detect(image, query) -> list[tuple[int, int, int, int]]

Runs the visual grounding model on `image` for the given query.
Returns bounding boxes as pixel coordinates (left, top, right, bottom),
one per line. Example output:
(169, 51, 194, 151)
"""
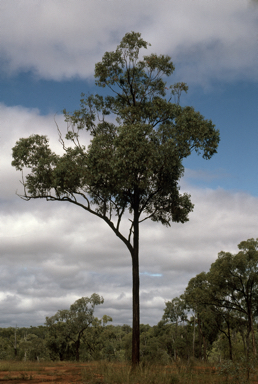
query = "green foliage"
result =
(210, 332, 246, 362)
(80, 318, 118, 362)
(12, 30, 219, 233)
(163, 297, 188, 325)
(45, 294, 104, 361)
(183, 238, 258, 362)
(207, 238, 258, 357)
(18, 334, 49, 361)
(208, 238, 258, 317)
(0, 326, 50, 361)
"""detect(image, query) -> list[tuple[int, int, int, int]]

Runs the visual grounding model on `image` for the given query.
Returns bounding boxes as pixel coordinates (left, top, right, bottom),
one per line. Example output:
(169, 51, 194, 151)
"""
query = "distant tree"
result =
(102, 315, 113, 327)
(0, 327, 20, 359)
(80, 315, 113, 361)
(184, 273, 220, 360)
(207, 238, 258, 358)
(12, 31, 219, 365)
(163, 296, 188, 325)
(184, 238, 258, 360)
(19, 333, 49, 361)
(45, 294, 104, 361)
(162, 296, 188, 360)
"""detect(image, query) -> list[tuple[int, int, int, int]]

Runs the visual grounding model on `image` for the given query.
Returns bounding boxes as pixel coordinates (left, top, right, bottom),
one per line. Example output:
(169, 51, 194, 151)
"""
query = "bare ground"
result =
(0, 361, 87, 383)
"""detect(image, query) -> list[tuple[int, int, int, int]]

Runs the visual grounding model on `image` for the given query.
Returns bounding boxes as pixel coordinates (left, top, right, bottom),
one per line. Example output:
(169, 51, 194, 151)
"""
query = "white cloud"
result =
(0, 0, 257, 86)
(1, 104, 258, 327)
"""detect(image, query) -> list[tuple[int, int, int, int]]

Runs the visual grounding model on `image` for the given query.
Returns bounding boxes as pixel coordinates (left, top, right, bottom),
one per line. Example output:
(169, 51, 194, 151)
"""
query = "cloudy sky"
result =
(1, 0, 258, 328)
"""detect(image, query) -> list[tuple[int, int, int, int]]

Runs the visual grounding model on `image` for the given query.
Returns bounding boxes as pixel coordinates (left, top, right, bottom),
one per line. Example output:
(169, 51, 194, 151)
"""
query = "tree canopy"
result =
(183, 238, 258, 360)
(207, 238, 258, 357)
(12, 31, 219, 365)
(45, 294, 104, 361)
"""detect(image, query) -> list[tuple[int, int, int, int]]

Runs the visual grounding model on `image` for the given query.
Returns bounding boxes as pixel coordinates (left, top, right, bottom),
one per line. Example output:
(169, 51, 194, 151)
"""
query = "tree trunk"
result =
(75, 339, 80, 362)
(14, 326, 17, 357)
(246, 330, 250, 359)
(174, 320, 178, 361)
(132, 250, 140, 366)
(193, 315, 195, 358)
(240, 328, 246, 356)
(197, 315, 202, 360)
(203, 334, 207, 362)
(225, 317, 233, 360)
(228, 327, 233, 360)
(250, 312, 257, 356)
(132, 191, 140, 366)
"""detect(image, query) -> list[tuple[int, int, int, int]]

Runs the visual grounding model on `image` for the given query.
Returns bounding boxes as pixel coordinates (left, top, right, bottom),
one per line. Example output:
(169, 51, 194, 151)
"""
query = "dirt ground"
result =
(1, 361, 258, 384)
(0, 362, 87, 383)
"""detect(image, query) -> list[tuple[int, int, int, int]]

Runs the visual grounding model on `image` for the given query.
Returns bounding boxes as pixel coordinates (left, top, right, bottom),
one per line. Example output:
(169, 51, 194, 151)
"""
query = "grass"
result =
(0, 361, 45, 382)
(82, 360, 221, 384)
(82, 359, 258, 384)
(0, 359, 257, 383)
(0, 360, 42, 372)
(0, 359, 77, 371)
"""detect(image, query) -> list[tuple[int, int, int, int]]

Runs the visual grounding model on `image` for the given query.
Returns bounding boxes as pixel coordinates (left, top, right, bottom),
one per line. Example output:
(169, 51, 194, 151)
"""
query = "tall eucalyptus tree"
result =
(12, 32, 219, 365)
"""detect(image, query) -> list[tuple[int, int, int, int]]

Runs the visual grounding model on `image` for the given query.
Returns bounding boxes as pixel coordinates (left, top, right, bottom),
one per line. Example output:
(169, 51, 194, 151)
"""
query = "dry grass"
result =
(0, 360, 42, 372)
(0, 359, 257, 383)
(82, 360, 221, 384)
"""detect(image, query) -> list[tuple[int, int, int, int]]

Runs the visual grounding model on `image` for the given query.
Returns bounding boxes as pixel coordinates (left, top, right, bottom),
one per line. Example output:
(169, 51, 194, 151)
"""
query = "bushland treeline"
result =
(1, 237, 258, 363)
